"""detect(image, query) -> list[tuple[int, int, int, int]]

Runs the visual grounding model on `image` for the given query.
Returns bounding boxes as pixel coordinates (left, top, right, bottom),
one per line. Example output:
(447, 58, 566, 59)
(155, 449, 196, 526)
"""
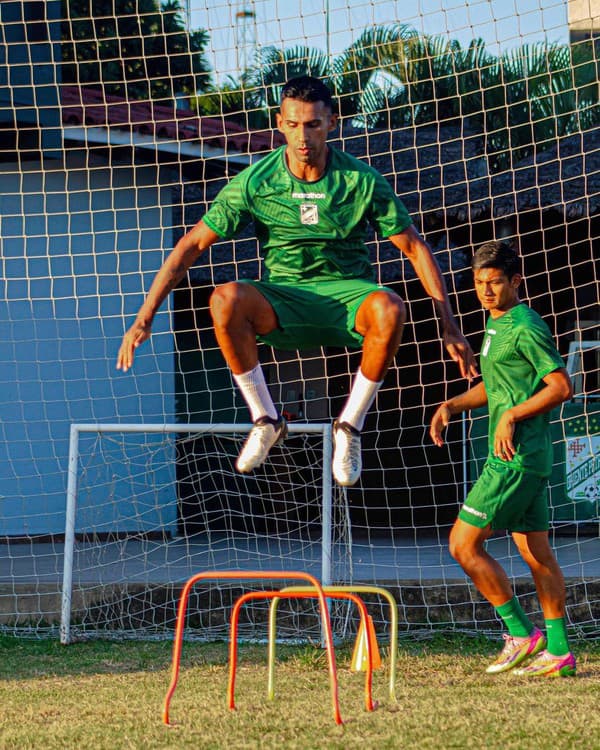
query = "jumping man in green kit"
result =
(117, 76, 476, 486)
(430, 240, 576, 677)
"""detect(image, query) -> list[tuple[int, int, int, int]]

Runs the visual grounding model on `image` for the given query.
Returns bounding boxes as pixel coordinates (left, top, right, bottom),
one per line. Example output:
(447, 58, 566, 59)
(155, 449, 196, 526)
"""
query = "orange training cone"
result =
(351, 615, 382, 671)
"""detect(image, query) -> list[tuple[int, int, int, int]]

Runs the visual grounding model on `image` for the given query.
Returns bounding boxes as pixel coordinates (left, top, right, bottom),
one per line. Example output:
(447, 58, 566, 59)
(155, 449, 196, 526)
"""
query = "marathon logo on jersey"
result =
(293, 192, 325, 200)
(300, 203, 319, 225)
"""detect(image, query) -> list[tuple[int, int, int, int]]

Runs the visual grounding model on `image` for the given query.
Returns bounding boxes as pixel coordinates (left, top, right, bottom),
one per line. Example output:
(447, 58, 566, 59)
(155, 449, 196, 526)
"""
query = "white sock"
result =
(338, 369, 383, 432)
(232, 364, 278, 422)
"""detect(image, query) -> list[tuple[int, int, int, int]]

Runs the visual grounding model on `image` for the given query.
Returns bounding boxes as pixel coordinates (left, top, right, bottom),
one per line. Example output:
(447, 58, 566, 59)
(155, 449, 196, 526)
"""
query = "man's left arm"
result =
(389, 225, 478, 380)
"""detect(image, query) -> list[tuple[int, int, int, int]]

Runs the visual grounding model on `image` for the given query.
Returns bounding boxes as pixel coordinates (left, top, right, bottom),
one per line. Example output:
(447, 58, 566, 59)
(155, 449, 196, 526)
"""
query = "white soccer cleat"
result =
(235, 415, 287, 473)
(332, 419, 362, 486)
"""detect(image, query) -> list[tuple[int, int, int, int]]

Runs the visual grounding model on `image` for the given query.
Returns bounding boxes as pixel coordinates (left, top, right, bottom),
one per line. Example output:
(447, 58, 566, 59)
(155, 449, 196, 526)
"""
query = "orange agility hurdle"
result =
(230, 589, 377, 715)
(162, 570, 343, 725)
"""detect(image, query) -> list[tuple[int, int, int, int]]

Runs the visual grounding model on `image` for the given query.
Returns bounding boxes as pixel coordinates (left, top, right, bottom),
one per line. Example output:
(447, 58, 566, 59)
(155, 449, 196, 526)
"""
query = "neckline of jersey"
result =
(281, 145, 333, 185)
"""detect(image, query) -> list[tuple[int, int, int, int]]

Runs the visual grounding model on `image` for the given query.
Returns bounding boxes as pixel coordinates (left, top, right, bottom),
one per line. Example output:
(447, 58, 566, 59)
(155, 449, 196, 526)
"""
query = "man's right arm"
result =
(389, 226, 478, 381)
(429, 381, 488, 447)
(116, 220, 221, 372)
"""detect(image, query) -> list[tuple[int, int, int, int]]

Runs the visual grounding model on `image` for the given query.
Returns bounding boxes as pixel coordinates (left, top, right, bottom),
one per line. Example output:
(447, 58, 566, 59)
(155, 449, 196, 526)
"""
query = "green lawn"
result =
(1, 634, 598, 749)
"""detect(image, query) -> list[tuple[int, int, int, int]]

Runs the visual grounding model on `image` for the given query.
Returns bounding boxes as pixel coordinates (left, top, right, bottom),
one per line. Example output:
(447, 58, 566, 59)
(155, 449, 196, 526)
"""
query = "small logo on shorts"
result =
(300, 203, 319, 225)
(462, 503, 488, 520)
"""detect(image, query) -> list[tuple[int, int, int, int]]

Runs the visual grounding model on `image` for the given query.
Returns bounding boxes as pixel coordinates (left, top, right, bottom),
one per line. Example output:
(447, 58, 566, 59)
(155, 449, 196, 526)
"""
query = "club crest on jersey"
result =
(481, 328, 496, 357)
(300, 203, 319, 225)
(482, 335, 492, 357)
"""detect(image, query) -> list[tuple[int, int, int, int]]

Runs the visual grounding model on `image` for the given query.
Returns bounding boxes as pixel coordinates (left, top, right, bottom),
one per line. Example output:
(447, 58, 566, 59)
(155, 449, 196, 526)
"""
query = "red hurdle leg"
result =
(229, 590, 375, 715)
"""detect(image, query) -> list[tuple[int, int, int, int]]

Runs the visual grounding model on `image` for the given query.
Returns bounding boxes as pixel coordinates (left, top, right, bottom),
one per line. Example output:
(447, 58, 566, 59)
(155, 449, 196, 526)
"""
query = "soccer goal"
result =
(59, 422, 353, 644)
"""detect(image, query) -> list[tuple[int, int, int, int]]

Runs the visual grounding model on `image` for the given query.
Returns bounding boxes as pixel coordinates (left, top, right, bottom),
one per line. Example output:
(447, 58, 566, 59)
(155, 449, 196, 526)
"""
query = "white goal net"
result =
(0, 0, 598, 642)
(58, 422, 353, 643)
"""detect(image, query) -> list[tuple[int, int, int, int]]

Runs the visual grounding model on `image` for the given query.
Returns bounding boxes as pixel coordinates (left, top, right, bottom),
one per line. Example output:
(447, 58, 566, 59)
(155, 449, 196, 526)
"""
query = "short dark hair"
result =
(281, 76, 334, 110)
(472, 240, 521, 278)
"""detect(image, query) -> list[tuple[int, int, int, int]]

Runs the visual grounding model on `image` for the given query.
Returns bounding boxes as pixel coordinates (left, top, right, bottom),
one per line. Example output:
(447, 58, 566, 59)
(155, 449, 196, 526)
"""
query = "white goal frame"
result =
(60, 422, 335, 645)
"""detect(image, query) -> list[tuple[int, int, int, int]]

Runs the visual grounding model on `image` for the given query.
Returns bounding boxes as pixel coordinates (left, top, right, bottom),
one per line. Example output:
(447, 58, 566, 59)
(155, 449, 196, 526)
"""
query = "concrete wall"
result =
(0, 151, 177, 535)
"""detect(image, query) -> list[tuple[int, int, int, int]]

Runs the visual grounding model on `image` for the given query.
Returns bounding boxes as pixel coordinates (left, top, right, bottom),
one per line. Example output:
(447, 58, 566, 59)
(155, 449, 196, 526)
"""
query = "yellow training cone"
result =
(351, 615, 382, 671)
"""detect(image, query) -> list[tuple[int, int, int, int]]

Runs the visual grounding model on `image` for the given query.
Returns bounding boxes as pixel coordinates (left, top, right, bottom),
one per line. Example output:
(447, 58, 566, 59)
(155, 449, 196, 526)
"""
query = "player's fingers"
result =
(446, 346, 462, 371)
(116, 347, 130, 371)
(117, 323, 151, 371)
(446, 342, 470, 380)
(494, 439, 514, 460)
(459, 347, 478, 381)
(465, 351, 479, 380)
(116, 337, 135, 371)
(429, 409, 448, 446)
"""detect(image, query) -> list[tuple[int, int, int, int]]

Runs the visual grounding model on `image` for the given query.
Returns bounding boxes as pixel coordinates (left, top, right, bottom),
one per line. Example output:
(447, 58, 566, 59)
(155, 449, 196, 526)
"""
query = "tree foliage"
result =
(59, 4, 599, 170)
(61, 0, 212, 103)
(197, 24, 599, 172)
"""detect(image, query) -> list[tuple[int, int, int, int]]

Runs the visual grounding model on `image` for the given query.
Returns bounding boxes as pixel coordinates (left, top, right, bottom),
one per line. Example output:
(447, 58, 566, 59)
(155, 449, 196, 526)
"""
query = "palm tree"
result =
(193, 46, 331, 129)
(476, 40, 599, 170)
(195, 23, 598, 172)
(243, 45, 332, 124)
(329, 24, 419, 124)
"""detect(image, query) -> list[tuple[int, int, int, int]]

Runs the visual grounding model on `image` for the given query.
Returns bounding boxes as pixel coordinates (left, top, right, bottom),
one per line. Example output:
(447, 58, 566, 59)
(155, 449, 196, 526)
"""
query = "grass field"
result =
(1, 634, 599, 749)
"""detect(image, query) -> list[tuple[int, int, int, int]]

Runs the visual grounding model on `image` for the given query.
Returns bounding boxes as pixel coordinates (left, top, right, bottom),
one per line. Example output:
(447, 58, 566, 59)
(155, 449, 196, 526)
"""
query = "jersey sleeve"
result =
(366, 171, 413, 237)
(202, 171, 253, 239)
(516, 321, 565, 383)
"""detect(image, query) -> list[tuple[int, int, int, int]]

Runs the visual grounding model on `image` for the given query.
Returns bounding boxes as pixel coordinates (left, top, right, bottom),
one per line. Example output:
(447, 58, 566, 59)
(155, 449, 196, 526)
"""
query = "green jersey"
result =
(481, 303, 565, 476)
(203, 145, 412, 282)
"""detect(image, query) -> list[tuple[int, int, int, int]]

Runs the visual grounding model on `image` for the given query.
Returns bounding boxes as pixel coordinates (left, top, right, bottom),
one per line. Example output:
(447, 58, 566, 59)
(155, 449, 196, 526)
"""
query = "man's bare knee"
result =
(449, 521, 490, 568)
(209, 282, 243, 324)
(512, 531, 558, 571)
(449, 534, 470, 565)
(357, 290, 406, 339)
(210, 282, 277, 337)
(371, 291, 406, 328)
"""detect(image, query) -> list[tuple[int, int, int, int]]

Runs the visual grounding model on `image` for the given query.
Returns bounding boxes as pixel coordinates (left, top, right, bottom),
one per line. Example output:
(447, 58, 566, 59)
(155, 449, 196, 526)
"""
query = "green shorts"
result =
(459, 460, 550, 532)
(241, 278, 395, 351)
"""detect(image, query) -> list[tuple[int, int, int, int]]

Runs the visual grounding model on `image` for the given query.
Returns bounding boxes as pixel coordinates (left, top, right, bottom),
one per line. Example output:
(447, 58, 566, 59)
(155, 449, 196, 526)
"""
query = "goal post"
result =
(59, 421, 345, 644)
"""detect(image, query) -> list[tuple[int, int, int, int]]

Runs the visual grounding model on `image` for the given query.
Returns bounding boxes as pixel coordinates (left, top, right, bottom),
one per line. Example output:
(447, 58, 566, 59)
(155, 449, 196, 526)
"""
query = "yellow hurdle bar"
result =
(268, 585, 398, 701)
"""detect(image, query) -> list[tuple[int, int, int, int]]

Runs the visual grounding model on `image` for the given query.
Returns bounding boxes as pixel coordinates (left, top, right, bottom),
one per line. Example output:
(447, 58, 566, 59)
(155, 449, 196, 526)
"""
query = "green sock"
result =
(495, 597, 534, 638)
(545, 617, 570, 656)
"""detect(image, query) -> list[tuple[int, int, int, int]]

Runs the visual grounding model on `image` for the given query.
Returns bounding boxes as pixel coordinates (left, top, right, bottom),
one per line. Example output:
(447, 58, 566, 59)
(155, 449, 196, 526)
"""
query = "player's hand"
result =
(494, 410, 516, 461)
(116, 319, 152, 372)
(443, 330, 478, 381)
(429, 402, 452, 447)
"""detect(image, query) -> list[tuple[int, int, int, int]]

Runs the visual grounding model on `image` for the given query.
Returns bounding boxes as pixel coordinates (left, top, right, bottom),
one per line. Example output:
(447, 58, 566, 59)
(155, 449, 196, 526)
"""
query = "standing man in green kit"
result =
(430, 240, 576, 677)
(117, 75, 476, 486)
